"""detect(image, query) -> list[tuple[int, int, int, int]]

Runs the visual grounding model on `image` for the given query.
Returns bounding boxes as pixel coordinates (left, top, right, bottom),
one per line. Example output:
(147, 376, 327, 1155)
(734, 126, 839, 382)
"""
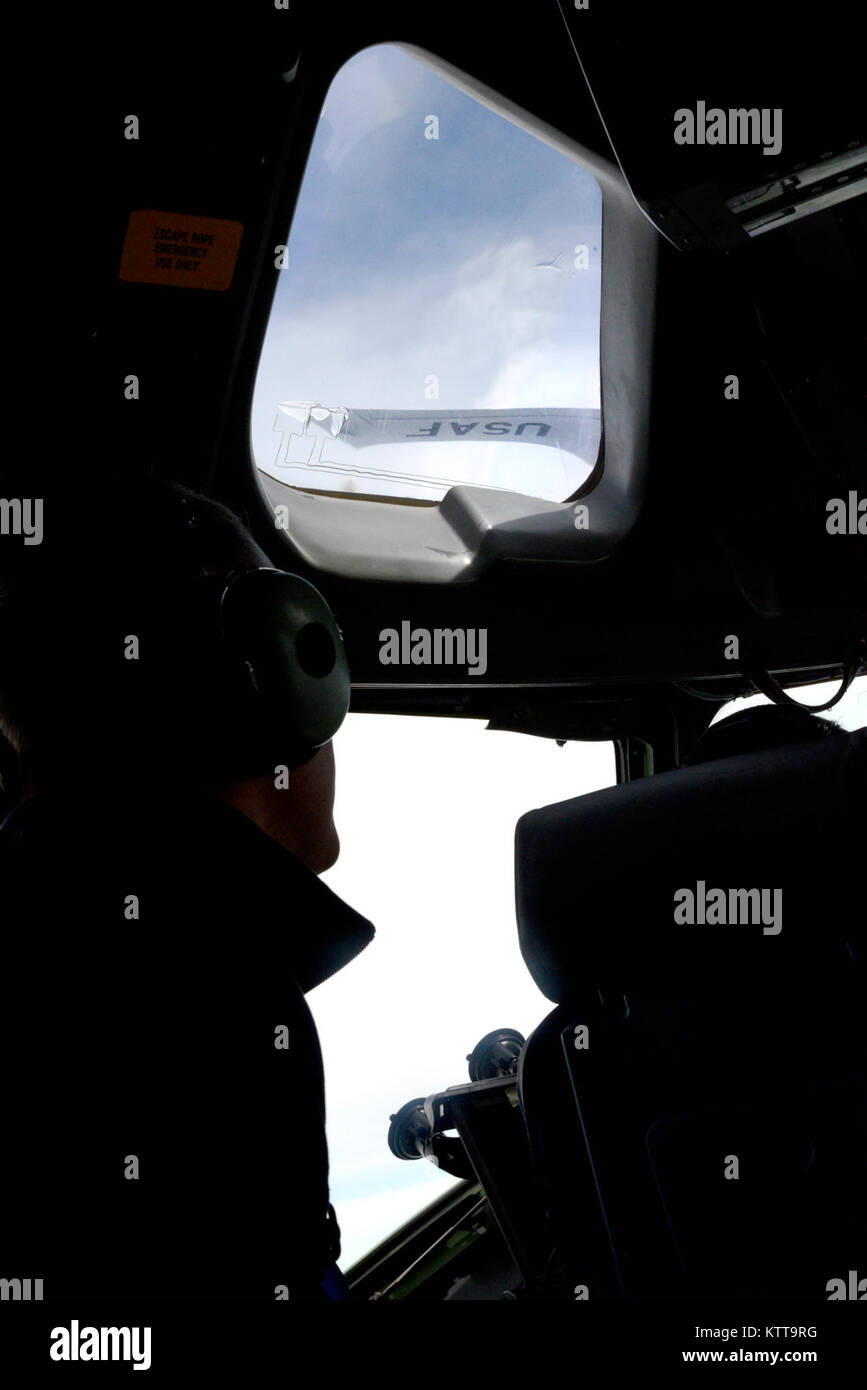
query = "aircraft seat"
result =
(514, 728, 866, 1298)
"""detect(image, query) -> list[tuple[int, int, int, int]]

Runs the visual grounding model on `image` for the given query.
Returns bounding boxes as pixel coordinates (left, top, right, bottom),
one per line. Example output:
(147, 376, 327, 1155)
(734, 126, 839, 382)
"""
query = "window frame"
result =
(250, 41, 658, 583)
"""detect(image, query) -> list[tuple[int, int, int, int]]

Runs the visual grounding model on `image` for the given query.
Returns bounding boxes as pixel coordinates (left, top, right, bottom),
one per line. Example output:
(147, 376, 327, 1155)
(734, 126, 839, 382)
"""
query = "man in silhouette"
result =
(0, 478, 374, 1301)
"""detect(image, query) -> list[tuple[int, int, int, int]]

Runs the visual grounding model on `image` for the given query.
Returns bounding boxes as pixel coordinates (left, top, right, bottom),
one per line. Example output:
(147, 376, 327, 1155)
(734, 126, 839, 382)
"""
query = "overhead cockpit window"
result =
(709, 673, 867, 734)
(252, 43, 603, 506)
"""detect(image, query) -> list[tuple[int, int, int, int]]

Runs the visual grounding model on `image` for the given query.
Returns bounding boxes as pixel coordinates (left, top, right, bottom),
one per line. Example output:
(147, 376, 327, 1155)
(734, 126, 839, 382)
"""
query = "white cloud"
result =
(257, 231, 598, 415)
(253, 231, 601, 498)
(319, 48, 409, 173)
(478, 342, 600, 412)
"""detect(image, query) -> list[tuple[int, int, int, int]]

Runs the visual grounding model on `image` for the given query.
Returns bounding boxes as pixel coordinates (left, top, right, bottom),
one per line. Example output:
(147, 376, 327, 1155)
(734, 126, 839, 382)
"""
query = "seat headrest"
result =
(515, 729, 866, 1002)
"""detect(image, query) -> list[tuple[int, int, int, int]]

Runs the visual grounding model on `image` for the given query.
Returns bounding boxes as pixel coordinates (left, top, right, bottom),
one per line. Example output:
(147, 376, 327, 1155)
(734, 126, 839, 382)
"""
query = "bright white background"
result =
(311, 714, 615, 1269)
(312, 676, 867, 1270)
(709, 675, 867, 733)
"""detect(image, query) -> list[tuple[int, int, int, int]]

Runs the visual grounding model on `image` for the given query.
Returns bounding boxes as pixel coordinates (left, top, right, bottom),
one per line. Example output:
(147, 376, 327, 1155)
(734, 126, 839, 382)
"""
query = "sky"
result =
(251, 42, 603, 503)
(708, 676, 867, 734)
(313, 675, 867, 1272)
(312, 716, 615, 1270)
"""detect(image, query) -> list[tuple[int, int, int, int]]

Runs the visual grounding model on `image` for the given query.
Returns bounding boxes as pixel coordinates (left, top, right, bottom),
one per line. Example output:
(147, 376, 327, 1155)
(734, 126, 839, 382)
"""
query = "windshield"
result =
(252, 43, 603, 505)
(313, 715, 615, 1268)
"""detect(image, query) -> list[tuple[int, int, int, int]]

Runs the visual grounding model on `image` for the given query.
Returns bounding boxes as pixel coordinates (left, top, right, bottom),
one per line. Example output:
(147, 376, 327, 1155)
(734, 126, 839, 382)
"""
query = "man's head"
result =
(685, 702, 844, 766)
(0, 479, 340, 872)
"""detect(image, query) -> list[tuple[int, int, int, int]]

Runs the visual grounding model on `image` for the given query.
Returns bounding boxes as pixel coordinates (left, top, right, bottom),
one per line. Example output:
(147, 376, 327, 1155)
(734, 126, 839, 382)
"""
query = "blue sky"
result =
(252, 42, 603, 502)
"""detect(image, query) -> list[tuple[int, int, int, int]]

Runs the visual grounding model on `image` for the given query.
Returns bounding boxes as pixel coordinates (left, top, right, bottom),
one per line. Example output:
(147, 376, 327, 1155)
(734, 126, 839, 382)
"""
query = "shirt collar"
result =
(1, 794, 375, 993)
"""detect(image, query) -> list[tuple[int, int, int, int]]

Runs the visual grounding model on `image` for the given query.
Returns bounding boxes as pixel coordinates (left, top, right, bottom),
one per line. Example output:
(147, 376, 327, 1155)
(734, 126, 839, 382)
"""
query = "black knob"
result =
(467, 1028, 526, 1082)
(387, 1097, 430, 1160)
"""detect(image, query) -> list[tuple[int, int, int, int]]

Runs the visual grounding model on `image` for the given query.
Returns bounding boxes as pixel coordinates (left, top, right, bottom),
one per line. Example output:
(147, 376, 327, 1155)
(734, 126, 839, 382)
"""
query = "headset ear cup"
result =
(218, 569, 351, 774)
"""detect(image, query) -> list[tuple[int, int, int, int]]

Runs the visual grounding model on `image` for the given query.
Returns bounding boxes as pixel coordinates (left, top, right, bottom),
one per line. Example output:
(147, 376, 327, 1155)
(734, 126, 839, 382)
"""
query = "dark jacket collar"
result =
(1, 793, 375, 993)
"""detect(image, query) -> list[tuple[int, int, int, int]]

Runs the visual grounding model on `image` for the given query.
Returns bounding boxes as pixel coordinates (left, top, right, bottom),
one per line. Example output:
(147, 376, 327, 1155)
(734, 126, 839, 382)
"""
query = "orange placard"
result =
(119, 210, 244, 291)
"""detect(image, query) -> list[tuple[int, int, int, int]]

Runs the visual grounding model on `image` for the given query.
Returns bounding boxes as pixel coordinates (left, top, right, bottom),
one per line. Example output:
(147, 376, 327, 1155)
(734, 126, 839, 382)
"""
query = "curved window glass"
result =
(253, 43, 603, 506)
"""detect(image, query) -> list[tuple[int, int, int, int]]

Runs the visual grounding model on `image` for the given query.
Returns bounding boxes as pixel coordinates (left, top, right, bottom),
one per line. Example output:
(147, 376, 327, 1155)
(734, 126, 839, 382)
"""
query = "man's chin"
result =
(319, 827, 340, 874)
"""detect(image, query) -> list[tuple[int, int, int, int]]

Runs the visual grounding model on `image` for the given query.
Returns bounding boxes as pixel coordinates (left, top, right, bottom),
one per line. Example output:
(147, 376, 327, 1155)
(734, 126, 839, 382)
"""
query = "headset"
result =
(214, 565, 351, 776)
(169, 491, 351, 782)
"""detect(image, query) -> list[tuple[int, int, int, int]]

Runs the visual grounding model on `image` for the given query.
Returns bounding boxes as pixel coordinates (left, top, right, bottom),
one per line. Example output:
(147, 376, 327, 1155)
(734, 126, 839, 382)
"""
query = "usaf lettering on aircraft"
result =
(268, 404, 602, 474)
(406, 421, 551, 438)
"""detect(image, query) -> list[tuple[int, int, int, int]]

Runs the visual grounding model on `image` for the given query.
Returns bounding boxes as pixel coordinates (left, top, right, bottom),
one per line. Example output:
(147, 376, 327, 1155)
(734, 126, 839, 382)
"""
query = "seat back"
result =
(514, 729, 866, 1298)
